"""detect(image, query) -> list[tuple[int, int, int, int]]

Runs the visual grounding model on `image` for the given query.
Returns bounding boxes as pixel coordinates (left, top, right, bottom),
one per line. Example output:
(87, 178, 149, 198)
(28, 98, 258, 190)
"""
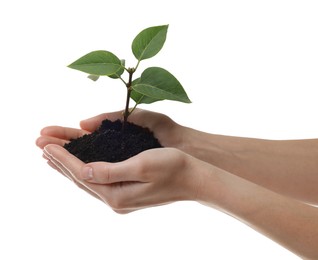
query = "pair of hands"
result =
(36, 109, 202, 213)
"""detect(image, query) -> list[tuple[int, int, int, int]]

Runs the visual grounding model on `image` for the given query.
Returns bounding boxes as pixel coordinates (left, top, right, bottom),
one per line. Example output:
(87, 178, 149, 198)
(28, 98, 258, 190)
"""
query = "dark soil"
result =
(64, 120, 162, 163)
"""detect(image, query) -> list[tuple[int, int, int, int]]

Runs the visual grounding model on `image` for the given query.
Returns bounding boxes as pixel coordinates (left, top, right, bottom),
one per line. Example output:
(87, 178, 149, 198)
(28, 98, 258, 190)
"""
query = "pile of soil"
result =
(64, 119, 162, 163)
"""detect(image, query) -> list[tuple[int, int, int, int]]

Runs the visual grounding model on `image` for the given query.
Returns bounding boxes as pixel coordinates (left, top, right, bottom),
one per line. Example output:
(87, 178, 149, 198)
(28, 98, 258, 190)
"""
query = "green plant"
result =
(68, 25, 191, 125)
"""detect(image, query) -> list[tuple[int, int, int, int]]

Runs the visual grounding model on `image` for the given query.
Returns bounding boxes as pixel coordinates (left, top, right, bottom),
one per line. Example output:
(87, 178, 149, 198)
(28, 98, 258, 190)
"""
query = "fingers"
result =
(44, 154, 73, 181)
(36, 126, 89, 149)
(40, 126, 89, 140)
(48, 157, 104, 203)
(43, 144, 84, 181)
(36, 136, 68, 149)
(43, 144, 106, 203)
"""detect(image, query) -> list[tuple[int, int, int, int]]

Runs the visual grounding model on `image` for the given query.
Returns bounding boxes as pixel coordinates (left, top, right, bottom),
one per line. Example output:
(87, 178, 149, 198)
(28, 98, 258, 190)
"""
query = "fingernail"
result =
(82, 167, 93, 180)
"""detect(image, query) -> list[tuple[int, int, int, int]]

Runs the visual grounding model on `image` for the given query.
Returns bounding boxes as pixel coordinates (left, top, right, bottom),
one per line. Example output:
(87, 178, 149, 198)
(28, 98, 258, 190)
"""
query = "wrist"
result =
(188, 158, 224, 206)
(177, 127, 230, 164)
(173, 152, 213, 202)
(194, 162, 253, 216)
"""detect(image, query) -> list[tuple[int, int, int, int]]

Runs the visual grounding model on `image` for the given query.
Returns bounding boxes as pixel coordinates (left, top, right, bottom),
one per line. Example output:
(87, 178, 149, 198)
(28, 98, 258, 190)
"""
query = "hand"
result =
(42, 144, 201, 214)
(79, 108, 186, 148)
(36, 108, 186, 150)
(36, 109, 201, 213)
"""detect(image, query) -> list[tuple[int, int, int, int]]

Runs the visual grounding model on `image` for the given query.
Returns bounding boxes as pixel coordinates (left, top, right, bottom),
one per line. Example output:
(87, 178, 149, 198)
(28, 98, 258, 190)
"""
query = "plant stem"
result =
(135, 60, 141, 72)
(123, 88, 131, 124)
(118, 75, 127, 85)
(123, 68, 135, 127)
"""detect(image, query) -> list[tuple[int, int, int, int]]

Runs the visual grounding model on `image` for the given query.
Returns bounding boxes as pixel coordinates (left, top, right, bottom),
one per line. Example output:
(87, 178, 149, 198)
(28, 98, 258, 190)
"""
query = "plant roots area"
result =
(64, 120, 162, 163)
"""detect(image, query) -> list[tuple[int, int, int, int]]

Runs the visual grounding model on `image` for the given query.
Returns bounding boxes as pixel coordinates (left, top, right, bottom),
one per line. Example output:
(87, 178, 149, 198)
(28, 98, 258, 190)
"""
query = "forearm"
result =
(178, 126, 318, 204)
(195, 161, 318, 259)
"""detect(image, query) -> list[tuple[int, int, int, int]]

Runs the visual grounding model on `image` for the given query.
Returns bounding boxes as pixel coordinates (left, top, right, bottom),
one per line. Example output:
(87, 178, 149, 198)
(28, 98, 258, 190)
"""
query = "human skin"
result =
(36, 109, 318, 259)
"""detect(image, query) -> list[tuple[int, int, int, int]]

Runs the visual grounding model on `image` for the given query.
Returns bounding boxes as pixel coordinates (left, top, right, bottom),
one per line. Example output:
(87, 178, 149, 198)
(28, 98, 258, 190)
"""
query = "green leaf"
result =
(132, 67, 191, 103)
(131, 78, 163, 104)
(87, 74, 100, 81)
(108, 59, 125, 79)
(132, 25, 168, 61)
(68, 50, 122, 76)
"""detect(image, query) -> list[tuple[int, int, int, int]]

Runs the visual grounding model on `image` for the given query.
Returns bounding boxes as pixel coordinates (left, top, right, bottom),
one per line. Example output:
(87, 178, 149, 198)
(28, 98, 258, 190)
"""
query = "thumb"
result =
(80, 159, 145, 184)
(80, 111, 123, 132)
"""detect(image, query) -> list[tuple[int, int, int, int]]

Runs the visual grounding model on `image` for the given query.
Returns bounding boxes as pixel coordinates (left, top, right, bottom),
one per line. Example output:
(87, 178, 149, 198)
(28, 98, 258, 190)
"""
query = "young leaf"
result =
(87, 74, 100, 81)
(132, 67, 191, 103)
(68, 50, 122, 76)
(131, 78, 163, 104)
(132, 25, 168, 61)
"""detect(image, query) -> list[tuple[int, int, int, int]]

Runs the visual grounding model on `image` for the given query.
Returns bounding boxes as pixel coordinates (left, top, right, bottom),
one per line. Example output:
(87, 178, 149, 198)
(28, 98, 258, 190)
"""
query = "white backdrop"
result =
(1, 0, 317, 259)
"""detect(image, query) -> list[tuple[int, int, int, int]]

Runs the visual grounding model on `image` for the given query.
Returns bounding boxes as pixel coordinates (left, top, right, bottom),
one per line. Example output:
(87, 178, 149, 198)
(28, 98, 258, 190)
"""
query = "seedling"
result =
(68, 25, 191, 126)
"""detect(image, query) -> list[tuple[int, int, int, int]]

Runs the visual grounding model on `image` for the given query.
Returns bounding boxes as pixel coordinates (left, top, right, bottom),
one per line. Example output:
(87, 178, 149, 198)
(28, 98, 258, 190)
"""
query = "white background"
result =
(1, 0, 317, 259)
